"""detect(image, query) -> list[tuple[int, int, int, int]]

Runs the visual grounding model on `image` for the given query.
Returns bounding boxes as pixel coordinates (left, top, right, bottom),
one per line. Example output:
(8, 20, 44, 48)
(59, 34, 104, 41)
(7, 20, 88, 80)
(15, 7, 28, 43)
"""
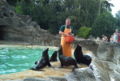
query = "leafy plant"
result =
(77, 26, 92, 38)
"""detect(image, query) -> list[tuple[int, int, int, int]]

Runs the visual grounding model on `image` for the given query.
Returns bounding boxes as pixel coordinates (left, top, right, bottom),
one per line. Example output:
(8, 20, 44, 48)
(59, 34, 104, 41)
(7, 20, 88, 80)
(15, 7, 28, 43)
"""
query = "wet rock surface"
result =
(24, 77, 67, 81)
(65, 68, 96, 81)
(23, 68, 95, 81)
(92, 43, 120, 81)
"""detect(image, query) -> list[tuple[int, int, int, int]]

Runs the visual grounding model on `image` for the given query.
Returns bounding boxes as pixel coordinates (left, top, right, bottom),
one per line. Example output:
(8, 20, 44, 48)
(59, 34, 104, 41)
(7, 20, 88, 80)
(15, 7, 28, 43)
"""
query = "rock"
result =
(74, 39, 98, 54)
(24, 78, 49, 81)
(65, 68, 96, 81)
(5, 80, 23, 81)
(23, 68, 96, 81)
(92, 42, 120, 81)
(24, 77, 67, 81)
(48, 77, 67, 81)
(0, 0, 60, 46)
(19, 68, 96, 81)
(96, 43, 120, 61)
(24, 78, 48, 81)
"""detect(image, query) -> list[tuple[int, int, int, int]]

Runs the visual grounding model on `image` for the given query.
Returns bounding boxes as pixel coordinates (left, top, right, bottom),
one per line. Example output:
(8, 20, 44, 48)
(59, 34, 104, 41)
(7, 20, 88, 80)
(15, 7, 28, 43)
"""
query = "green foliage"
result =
(7, 0, 116, 36)
(15, 4, 23, 14)
(12, 0, 100, 34)
(77, 26, 92, 38)
(92, 12, 117, 37)
(116, 10, 120, 29)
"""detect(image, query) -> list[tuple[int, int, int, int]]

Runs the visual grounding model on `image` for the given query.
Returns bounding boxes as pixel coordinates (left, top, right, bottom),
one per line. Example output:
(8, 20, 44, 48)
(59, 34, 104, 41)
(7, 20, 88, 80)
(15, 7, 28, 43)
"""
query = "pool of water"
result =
(0, 47, 55, 75)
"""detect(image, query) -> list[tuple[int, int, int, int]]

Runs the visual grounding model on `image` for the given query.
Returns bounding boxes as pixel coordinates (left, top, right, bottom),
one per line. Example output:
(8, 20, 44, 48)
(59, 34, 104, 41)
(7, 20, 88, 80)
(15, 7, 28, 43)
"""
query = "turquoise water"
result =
(0, 47, 55, 75)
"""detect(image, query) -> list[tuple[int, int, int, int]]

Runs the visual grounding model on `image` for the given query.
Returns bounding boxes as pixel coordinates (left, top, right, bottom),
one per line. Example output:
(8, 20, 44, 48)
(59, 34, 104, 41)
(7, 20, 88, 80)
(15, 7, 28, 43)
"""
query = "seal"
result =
(50, 51, 57, 62)
(58, 46, 78, 68)
(74, 44, 92, 66)
(31, 48, 51, 70)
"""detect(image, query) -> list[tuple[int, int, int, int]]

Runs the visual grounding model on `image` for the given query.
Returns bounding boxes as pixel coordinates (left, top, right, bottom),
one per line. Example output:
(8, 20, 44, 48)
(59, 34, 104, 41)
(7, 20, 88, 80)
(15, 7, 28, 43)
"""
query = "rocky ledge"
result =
(0, 0, 60, 46)
(0, 62, 88, 81)
(0, 42, 120, 81)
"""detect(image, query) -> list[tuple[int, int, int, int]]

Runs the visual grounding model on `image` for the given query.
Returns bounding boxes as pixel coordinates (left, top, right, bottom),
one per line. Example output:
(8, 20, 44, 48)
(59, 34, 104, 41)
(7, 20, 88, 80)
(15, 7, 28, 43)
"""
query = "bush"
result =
(15, 5, 23, 14)
(92, 12, 116, 37)
(77, 26, 92, 38)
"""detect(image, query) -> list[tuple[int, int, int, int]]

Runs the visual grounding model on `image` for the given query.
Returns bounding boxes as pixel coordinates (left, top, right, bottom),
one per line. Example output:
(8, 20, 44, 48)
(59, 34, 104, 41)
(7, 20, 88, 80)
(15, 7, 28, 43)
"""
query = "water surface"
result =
(0, 47, 55, 74)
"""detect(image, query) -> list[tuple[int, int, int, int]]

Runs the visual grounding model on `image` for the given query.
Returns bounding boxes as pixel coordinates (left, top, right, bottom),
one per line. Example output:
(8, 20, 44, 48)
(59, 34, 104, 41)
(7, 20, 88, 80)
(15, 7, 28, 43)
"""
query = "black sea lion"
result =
(31, 48, 51, 70)
(50, 51, 57, 62)
(58, 46, 78, 68)
(74, 44, 92, 66)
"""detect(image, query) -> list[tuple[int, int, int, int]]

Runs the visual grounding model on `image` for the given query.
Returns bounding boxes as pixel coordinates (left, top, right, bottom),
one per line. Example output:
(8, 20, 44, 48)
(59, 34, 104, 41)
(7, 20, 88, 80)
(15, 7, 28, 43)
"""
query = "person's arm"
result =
(59, 31, 65, 35)
(59, 25, 69, 36)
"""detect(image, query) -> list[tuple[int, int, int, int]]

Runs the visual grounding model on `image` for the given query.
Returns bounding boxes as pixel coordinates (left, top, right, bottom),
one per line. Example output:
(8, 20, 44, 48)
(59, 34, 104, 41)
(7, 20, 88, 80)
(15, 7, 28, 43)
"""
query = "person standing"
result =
(59, 18, 74, 57)
(113, 33, 118, 43)
(117, 29, 120, 43)
(102, 35, 108, 42)
(112, 29, 119, 43)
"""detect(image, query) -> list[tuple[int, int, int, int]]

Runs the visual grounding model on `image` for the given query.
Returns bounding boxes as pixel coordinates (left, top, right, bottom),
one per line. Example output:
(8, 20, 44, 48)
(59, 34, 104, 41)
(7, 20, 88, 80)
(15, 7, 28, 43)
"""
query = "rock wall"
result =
(92, 43, 120, 81)
(74, 39, 98, 54)
(0, 0, 60, 46)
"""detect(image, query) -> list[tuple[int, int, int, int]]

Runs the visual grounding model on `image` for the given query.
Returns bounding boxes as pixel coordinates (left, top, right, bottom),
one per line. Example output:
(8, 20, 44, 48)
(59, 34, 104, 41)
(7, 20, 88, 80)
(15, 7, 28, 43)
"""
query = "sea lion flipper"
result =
(50, 51, 58, 62)
(30, 67, 44, 71)
(35, 61, 38, 64)
(47, 62, 52, 67)
(74, 64, 78, 68)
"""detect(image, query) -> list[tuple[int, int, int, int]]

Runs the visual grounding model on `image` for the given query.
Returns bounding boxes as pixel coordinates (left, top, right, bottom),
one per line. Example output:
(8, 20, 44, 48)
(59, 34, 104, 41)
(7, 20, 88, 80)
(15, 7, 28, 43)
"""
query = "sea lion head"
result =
(74, 44, 83, 58)
(76, 44, 82, 50)
(52, 51, 57, 56)
(42, 48, 49, 57)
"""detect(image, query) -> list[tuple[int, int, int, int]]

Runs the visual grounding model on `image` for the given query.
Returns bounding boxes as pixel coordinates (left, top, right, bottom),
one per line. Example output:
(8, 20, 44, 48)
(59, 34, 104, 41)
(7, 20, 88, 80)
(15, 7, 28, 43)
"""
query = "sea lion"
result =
(74, 44, 92, 66)
(58, 46, 78, 68)
(31, 48, 51, 70)
(50, 51, 58, 62)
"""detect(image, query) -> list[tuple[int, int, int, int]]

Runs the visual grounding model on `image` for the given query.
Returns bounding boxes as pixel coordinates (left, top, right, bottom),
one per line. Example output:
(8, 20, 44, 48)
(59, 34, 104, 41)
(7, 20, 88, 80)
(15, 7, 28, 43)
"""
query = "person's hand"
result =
(59, 31, 69, 36)
(68, 33, 74, 36)
(64, 33, 70, 36)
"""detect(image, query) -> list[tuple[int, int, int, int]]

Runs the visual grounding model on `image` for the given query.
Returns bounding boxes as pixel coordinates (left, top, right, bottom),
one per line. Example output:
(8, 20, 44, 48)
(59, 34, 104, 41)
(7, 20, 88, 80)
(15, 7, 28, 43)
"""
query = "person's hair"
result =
(66, 18, 71, 21)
